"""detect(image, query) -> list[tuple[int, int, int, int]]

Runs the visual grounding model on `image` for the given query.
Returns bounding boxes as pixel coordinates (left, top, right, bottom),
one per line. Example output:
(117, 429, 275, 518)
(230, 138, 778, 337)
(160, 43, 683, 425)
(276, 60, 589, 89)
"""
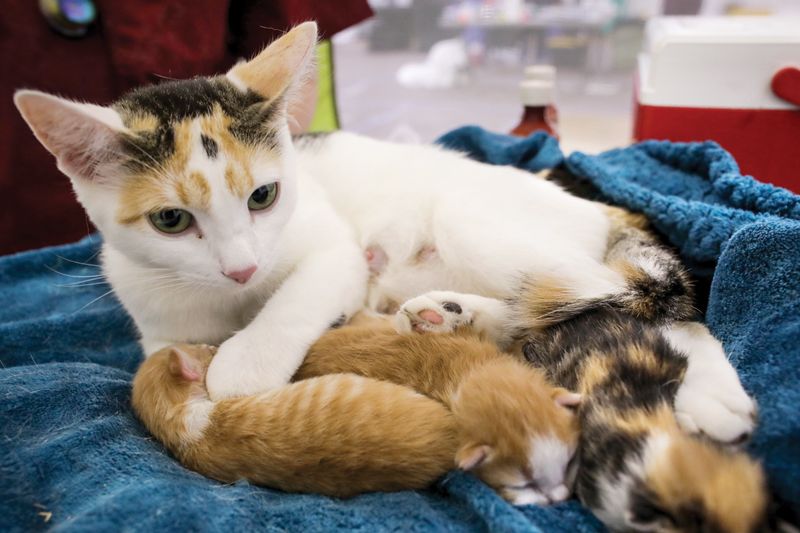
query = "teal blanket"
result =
(2, 128, 797, 531)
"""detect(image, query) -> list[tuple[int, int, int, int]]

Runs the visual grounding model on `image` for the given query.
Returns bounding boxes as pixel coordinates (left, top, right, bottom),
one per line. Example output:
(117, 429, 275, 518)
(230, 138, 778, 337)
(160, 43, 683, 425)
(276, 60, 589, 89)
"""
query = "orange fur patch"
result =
(176, 172, 211, 209)
(579, 355, 612, 393)
(603, 205, 650, 231)
(646, 433, 768, 533)
(613, 405, 677, 435)
(125, 113, 159, 134)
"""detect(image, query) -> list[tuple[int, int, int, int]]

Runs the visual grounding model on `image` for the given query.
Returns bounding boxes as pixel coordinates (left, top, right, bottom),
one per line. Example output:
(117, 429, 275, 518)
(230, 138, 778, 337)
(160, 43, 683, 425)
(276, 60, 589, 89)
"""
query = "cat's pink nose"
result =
(224, 265, 257, 284)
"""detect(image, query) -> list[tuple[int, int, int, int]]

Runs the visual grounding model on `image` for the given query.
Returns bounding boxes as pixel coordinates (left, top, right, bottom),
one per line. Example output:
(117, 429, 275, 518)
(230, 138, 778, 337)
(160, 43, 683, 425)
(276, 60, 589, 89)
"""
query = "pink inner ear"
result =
(457, 444, 490, 471)
(169, 348, 203, 382)
(554, 392, 582, 408)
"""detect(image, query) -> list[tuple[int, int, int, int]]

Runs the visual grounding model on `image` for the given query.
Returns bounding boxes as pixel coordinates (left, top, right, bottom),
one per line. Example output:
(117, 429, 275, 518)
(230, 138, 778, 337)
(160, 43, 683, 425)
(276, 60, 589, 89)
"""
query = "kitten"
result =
(132, 343, 458, 497)
(398, 291, 773, 532)
(297, 313, 581, 505)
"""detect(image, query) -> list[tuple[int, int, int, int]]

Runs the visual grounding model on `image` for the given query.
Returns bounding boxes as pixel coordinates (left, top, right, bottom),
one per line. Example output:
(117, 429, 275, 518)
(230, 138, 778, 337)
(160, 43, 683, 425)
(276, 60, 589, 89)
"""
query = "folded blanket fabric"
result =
(2, 127, 798, 532)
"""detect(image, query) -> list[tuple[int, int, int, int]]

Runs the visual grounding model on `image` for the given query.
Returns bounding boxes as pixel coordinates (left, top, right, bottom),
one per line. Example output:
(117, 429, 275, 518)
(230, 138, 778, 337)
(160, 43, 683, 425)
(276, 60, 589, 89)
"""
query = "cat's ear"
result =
(14, 90, 127, 182)
(456, 443, 492, 471)
(226, 22, 318, 102)
(167, 346, 205, 382)
(552, 388, 582, 409)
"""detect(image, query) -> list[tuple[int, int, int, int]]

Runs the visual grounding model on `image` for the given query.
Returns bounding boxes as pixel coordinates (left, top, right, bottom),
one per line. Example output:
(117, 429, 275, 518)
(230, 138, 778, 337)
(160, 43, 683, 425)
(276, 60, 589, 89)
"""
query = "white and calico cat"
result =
(14, 23, 754, 446)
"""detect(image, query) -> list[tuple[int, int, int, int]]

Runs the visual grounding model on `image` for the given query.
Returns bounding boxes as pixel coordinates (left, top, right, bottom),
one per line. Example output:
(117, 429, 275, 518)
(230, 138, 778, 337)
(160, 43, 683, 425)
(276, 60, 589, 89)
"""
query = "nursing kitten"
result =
(297, 313, 581, 505)
(399, 289, 772, 532)
(523, 309, 771, 533)
(132, 344, 458, 497)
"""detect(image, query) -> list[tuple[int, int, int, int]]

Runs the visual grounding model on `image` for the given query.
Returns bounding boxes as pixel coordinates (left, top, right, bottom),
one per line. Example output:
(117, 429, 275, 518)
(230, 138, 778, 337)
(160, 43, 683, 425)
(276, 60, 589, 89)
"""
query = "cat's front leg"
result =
(395, 291, 515, 348)
(662, 321, 757, 444)
(205, 244, 368, 401)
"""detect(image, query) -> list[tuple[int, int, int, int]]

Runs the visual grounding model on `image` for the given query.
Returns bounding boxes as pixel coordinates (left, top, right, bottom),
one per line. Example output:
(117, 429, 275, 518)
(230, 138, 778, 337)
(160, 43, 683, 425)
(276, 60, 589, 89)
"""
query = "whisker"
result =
(55, 254, 102, 268)
(45, 265, 105, 279)
(73, 289, 116, 314)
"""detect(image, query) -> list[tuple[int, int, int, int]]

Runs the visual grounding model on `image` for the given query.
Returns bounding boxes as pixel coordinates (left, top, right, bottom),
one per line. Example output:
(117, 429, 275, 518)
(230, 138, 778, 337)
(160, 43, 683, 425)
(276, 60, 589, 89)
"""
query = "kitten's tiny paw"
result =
(394, 292, 473, 334)
(674, 373, 757, 445)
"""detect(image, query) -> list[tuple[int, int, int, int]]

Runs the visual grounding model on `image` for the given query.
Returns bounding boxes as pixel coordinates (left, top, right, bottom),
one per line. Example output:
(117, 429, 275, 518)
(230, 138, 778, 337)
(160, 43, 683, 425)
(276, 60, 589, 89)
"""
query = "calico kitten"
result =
(132, 344, 458, 497)
(400, 290, 773, 532)
(297, 313, 581, 505)
(522, 308, 771, 532)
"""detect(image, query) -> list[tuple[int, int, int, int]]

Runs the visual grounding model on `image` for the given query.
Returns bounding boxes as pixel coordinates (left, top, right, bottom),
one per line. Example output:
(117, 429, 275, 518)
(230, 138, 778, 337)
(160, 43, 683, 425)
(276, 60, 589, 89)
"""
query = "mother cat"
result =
(14, 23, 753, 444)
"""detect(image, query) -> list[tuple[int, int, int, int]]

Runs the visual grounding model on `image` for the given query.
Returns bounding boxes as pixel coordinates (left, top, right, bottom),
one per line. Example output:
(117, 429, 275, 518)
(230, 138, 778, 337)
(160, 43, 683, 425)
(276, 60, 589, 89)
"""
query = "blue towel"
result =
(2, 127, 798, 532)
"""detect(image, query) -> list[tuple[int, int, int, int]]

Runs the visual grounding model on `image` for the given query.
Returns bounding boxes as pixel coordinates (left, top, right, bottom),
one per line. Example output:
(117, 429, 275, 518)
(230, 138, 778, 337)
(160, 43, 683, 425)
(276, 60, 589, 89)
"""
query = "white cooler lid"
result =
(638, 16, 800, 109)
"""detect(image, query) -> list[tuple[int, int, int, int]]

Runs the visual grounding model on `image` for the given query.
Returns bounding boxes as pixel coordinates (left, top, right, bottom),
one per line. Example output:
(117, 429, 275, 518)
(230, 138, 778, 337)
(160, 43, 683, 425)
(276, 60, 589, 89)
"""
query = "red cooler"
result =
(633, 17, 800, 192)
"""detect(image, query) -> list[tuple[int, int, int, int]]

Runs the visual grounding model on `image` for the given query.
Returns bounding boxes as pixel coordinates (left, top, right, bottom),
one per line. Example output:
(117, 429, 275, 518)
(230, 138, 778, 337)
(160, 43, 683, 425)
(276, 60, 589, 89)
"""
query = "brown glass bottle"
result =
(511, 69, 559, 139)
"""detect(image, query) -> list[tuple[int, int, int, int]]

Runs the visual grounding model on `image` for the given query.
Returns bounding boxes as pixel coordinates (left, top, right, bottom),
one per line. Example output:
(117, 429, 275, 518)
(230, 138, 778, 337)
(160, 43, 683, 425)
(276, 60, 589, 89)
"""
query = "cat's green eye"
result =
(248, 183, 279, 211)
(149, 209, 193, 234)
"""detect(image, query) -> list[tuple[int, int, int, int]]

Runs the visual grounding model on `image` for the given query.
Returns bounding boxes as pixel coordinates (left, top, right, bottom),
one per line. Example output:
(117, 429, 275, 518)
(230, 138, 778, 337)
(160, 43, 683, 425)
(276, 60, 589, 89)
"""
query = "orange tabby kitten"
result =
(132, 315, 580, 503)
(298, 314, 581, 505)
(132, 344, 458, 497)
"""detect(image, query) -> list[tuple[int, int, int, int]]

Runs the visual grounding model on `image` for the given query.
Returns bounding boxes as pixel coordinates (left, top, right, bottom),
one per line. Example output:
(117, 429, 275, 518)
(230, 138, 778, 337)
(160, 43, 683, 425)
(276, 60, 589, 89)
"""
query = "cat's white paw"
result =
(394, 291, 473, 334)
(205, 334, 286, 401)
(674, 368, 757, 445)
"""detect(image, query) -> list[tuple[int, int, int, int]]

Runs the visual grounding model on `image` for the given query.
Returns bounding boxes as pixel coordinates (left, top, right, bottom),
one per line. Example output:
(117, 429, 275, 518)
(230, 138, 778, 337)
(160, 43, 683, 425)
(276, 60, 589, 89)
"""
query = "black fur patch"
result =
(329, 314, 347, 329)
(201, 134, 218, 159)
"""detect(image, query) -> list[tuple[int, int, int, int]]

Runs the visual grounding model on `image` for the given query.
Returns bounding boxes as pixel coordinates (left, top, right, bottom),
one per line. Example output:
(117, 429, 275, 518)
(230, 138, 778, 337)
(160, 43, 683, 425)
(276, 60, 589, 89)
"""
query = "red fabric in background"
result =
(0, 0, 372, 255)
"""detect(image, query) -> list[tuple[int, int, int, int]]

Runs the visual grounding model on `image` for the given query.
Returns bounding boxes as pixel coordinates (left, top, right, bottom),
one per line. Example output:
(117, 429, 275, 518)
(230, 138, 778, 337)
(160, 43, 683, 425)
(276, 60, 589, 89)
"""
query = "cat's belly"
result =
(302, 132, 615, 308)
(363, 179, 616, 310)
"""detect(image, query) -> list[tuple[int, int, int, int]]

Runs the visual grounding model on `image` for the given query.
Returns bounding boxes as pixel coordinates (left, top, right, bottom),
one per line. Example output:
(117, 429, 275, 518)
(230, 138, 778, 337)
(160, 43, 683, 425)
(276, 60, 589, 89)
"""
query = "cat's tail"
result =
(516, 226, 695, 329)
(605, 225, 696, 323)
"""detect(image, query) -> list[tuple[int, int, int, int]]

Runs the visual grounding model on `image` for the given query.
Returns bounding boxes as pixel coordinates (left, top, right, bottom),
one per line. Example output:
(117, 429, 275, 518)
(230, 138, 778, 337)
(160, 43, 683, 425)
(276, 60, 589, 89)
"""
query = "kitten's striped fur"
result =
(132, 314, 580, 503)
(299, 313, 580, 505)
(132, 344, 458, 497)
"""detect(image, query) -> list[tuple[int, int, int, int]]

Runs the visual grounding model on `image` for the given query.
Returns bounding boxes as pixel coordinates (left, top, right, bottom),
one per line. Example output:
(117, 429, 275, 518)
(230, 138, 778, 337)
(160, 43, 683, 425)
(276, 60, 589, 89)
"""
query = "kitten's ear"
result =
(14, 90, 126, 182)
(625, 493, 677, 532)
(167, 346, 205, 382)
(552, 388, 582, 409)
(456, 443, 492, 471)
(226, 22, 318, 102)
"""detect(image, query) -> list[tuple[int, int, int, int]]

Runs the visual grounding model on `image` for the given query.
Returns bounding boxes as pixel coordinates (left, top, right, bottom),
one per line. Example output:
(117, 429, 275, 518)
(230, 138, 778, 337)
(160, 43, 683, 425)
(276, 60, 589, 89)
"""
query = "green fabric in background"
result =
(309, 40, 340, 132)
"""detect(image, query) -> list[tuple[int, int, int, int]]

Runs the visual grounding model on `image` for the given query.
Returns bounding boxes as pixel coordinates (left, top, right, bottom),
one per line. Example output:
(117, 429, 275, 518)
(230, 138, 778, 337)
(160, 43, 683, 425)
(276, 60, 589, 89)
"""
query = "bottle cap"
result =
(519, 80, 554, 106)
(524, 65, 556, 82)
